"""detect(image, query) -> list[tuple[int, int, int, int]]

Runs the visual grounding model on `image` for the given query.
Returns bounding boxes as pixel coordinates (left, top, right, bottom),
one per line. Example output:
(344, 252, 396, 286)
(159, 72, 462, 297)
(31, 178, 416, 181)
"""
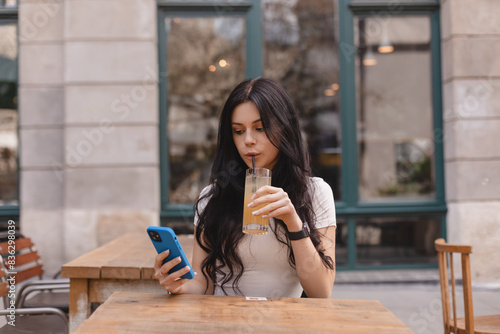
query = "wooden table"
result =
(72, 292, 414, 333)
(61, 233, 194, 332)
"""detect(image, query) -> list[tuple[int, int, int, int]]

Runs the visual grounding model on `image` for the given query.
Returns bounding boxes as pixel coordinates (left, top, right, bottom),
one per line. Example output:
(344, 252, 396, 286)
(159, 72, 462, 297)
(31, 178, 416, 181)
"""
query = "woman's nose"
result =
(244, 131, 256, 146)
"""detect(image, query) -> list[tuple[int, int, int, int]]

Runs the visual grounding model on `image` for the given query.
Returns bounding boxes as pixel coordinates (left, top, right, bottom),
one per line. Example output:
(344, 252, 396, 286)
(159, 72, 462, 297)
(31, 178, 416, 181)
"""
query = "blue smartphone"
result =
(147, 226, 195, 280)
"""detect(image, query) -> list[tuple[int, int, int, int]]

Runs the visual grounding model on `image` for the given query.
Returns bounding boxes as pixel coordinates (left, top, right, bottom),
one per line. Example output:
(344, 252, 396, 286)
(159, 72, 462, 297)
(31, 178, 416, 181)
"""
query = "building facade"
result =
(0, 0, 499, 282)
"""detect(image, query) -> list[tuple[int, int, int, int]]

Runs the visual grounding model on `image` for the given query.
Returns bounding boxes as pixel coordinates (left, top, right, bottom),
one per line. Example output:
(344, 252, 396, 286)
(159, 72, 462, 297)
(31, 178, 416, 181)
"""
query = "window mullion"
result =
(338, 0, 359, 207)
(245, 0, 262, 78)
(430, 10, 445, 205)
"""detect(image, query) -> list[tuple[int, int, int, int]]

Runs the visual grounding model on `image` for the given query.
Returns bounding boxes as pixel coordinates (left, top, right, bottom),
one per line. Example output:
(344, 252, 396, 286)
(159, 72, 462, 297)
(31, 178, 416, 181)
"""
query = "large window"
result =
(0, 1, 19, 226)
(158, 0, 445, 269)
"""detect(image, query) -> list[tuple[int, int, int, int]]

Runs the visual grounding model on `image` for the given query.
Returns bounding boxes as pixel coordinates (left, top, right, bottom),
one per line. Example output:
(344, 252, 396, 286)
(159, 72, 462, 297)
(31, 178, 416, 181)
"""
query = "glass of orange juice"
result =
(242, 168, 272, 235)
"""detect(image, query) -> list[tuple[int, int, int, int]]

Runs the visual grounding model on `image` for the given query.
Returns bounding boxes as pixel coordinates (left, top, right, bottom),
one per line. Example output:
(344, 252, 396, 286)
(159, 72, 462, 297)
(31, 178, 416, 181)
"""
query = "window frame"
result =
(337, 0, 446, 269)
(157, 0, 262, 222)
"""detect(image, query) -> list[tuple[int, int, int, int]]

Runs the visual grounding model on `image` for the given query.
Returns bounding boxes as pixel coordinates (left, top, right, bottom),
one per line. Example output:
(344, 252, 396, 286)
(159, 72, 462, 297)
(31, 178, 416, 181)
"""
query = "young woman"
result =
(154, 78, 336, 298)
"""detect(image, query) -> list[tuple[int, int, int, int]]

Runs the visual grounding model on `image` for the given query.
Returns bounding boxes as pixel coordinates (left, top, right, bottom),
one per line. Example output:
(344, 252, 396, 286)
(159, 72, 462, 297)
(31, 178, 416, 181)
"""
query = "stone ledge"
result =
(335, 269, 440, 285)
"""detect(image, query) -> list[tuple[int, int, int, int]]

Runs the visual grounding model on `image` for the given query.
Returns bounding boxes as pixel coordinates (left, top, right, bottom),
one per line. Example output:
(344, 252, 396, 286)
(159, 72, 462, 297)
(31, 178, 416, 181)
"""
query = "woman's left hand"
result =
(247, 185, 303, 232)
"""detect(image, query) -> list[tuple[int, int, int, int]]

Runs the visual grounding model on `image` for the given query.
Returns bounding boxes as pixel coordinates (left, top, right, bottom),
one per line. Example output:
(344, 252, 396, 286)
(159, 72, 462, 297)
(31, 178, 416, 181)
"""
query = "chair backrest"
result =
(0, 261, 9, 309)
(435, 238, 474, 334)
(0, 237, 44, 284)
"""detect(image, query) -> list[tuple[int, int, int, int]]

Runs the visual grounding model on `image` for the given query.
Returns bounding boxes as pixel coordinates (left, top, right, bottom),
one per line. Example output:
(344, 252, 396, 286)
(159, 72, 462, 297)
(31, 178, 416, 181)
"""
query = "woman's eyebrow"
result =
(231, 119, 262, 125)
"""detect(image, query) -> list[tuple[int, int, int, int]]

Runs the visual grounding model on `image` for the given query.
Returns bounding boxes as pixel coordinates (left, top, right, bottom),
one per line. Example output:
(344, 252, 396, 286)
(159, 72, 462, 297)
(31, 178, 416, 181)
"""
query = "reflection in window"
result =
(0, 23, 18, 206)
(356, 216, 440, 266)
(165, 16, 246, 204)
(1, 0, 18, 8)
(355, 16, 435, 202)
(262, 0, 342, 200)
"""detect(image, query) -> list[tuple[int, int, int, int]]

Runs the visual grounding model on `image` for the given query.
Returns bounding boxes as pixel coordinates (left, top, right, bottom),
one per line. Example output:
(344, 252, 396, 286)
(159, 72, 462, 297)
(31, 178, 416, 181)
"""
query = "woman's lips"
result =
(246, 153, 259, 159)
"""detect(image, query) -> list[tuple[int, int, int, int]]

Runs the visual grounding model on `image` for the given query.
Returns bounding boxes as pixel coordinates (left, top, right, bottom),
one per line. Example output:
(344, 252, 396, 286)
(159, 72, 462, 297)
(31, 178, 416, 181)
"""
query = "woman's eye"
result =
(256, 128, 265, 132)
(233, 129, 244, 135)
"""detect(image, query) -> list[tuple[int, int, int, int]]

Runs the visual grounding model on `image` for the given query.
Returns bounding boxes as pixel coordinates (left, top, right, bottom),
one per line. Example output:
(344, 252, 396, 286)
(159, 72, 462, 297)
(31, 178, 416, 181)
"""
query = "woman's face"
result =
(231, 101, 279, 170)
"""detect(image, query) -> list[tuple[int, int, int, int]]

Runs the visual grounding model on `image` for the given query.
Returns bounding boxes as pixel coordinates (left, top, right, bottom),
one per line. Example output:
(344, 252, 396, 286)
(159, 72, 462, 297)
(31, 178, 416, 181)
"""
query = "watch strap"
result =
(288, 227, 309, 241)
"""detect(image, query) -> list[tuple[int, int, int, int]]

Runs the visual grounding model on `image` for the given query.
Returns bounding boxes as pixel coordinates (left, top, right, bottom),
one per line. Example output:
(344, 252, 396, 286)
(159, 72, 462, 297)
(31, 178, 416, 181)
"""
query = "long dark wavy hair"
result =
(195, 78, 334, 295)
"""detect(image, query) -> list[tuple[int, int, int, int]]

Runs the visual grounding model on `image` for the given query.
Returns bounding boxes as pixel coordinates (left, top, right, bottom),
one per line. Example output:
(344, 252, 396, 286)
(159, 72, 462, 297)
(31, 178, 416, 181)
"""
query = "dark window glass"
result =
(335, 218, 347, 266)
(263, 0, 342, 200)
(0, 22, 18, 206)
(354, 15, 435, 202)
(356, 216, 441, 266)
(1, 1, 18, 7)
(164, 16, 246, 204)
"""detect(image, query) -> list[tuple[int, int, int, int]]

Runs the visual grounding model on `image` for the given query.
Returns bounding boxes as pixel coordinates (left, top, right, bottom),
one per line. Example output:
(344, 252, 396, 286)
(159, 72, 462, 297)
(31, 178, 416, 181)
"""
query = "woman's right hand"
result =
(154, 250, 195, 294)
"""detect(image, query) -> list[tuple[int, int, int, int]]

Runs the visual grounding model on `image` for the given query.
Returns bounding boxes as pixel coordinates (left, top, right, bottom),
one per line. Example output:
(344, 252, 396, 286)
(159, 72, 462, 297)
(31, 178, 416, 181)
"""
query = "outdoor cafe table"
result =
(61, 233, 194, 332)
(72, 291, 414, 333)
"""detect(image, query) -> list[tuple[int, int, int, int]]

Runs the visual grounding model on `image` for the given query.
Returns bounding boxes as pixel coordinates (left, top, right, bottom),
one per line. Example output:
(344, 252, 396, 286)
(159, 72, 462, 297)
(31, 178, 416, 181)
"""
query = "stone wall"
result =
(18, 0, 159, 275)
(15, 0, 500, 282)
(442, 0, 500, 282)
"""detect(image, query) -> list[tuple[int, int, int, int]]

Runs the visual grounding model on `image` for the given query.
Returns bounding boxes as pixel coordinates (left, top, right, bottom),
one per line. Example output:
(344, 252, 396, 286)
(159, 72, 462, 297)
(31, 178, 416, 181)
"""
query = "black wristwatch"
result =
(288, 227, 309, 241)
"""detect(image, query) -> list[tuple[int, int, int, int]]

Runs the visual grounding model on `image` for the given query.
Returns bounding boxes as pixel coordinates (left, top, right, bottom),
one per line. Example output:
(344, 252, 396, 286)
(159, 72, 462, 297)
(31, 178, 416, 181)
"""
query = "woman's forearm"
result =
(178, 274, 214, 295)
(282, 215, 336, 298)
(291, 237, 335, 298)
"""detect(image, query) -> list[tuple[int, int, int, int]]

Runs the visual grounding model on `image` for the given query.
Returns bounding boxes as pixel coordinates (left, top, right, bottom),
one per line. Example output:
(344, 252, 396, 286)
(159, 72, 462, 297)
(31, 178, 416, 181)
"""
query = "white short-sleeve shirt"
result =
(194, 177, 336, 297)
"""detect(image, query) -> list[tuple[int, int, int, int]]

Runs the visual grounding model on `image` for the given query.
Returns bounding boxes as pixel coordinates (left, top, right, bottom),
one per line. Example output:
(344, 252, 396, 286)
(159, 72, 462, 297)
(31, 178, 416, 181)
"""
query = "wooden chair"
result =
(435, 238, 500, 334)
(0, 233, 69, 312)
(0, 261, 68, 333)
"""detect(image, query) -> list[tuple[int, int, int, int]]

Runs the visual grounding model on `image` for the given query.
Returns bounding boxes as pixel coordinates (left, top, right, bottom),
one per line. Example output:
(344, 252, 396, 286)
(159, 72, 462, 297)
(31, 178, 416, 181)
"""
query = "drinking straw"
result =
(252, 155, 256, 173)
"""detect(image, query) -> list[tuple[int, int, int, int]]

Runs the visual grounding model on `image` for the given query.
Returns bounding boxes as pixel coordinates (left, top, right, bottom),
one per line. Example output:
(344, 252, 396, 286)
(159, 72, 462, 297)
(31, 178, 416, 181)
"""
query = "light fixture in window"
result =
(4, 0, 17, 7)
(208, 65, 216, 72)
(219, 59, 227, 68)
(363, 46, 377, 66)
(324, 89, 336, 97)
(331, 83, 339, 91)
(378, 27, 394, 54)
